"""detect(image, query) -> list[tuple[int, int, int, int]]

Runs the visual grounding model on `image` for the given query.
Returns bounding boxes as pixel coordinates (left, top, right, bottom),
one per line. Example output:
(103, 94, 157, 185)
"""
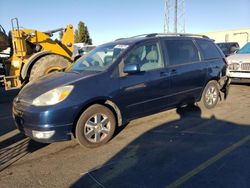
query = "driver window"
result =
(124, 42, 164, 72)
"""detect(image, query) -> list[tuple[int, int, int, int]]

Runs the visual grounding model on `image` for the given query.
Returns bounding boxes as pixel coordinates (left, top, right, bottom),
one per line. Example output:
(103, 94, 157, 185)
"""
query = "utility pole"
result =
(163, 0, 169, 33)
(164, 0, 185, 33)
(174, 0, 178, 33)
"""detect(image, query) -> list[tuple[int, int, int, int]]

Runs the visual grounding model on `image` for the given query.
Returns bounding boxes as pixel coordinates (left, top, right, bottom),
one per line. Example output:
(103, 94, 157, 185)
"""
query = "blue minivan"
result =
(13, 33, 230, 147)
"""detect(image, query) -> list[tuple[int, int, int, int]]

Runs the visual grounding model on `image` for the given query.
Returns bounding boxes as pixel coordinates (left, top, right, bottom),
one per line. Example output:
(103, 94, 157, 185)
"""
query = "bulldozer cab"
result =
(0, 25, 9, 52)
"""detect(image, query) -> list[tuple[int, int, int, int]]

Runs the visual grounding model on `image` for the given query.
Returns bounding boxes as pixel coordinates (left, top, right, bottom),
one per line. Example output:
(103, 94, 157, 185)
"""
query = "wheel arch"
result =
(21, 51, 53, 80)
(72, 98, 123, 137)
(198, 78, 221, 102)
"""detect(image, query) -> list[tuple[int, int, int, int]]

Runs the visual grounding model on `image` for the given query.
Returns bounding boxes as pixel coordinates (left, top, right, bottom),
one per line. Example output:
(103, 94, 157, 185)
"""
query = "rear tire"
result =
(29, 54, 70, 81)
(75, 104, 116, 148)
(197, 80, 220, 109)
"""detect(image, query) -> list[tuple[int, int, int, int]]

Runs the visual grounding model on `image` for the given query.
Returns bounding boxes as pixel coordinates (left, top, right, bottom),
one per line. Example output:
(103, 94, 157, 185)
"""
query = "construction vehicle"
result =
(0, 18, 74, 90)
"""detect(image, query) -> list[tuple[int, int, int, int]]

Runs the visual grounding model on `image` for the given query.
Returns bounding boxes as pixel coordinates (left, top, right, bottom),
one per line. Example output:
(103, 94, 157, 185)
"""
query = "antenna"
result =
(164, 0, 185, 33)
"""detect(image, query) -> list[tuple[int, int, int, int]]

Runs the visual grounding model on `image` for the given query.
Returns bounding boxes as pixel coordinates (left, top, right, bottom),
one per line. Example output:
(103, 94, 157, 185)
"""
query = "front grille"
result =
(229, 63, 240, 70)
(241, 63, 250, 71)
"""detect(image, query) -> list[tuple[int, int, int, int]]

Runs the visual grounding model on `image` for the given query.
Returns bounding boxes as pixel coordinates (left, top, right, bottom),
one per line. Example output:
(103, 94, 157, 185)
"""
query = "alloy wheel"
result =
(84, 113, 111, 143)
(205, 86, 218, 106)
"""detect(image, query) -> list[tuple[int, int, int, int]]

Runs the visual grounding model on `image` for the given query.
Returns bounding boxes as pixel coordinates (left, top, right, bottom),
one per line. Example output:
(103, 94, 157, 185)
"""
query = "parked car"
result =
(13, 33, 230, 148)
(216, 42, 239, 57)
(227, 42, 250, 83)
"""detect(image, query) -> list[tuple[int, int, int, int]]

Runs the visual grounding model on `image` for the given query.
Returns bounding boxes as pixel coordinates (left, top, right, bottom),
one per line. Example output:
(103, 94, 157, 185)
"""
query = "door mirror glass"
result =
(123, 64, 140, 74)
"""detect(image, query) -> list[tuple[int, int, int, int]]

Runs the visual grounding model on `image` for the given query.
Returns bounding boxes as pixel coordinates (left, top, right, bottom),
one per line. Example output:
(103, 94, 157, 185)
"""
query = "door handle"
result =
(171, 69, 177, 75)
(160, 71, 169, 77)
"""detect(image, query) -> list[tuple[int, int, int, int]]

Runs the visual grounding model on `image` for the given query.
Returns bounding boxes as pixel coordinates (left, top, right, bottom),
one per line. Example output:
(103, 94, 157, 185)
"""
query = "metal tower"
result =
(164, 0, 185, 33)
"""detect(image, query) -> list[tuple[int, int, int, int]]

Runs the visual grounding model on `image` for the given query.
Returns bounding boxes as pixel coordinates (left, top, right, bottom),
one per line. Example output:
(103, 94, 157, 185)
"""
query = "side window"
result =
(196, 39, 222, 60)
(164, 40, 200, 66)
(124, 42, 164, 71)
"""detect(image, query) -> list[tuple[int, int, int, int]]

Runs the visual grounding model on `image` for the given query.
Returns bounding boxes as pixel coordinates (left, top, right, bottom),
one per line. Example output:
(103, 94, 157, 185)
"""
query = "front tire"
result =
(75, 104, 116, 148)
(29, 54, 70, 81)
(198, 80, 220, 109)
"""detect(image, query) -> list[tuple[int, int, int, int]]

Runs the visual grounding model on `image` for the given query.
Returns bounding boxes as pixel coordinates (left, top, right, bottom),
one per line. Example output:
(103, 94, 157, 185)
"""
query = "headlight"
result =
(32, 85, 74, 106)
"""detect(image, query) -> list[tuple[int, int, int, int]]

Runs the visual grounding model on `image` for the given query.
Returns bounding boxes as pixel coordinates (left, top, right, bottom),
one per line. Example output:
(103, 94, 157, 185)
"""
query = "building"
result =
(201, 28, 250, 47)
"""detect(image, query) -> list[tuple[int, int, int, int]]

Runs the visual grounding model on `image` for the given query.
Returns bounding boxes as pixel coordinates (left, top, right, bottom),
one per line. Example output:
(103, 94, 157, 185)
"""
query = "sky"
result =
(1, 0, 249, 45)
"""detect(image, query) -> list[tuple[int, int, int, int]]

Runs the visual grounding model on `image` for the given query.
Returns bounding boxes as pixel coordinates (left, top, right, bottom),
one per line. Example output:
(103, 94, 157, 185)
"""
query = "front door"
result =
(114, 40, 170, 120)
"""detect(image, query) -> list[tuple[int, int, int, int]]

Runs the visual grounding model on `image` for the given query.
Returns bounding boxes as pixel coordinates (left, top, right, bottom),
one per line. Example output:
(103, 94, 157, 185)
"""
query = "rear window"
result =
(196, 40, 222, 60)
(164, 39, 199, 66)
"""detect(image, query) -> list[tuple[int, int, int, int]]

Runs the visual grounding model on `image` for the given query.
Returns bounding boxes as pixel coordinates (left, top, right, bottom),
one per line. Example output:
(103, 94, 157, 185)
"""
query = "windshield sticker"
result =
(114, 45, 129, 49)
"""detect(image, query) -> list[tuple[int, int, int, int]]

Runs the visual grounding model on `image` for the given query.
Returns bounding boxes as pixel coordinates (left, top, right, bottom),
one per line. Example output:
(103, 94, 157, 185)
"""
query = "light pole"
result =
(234, 32, 249, 43)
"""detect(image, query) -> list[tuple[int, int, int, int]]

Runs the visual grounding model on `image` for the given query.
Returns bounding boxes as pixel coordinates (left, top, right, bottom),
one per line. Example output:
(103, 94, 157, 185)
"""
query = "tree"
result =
(84, 26, 92, 45)
(74, 21, 92, 44)
(74, 29, 79, 43)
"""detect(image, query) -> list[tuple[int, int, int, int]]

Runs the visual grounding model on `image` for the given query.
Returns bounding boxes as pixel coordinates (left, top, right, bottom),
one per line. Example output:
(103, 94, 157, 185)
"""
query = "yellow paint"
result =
(45, 66, 61, 74)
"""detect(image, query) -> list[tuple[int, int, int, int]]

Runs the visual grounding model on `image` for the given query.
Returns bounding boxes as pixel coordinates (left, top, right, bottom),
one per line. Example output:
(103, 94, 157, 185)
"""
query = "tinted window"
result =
(164, 40, 199, 66)
(197, 40, 222, 60)
(124, 42, 164, 71)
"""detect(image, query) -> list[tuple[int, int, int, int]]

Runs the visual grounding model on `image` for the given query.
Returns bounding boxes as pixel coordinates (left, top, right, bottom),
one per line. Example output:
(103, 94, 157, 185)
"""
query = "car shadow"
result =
(0, 102, 17, 137)
(70, 105, 250, 188)
(0, 134, 48, 172)
(0, 88, 20, 136)
(0, 89, 48, 172)
(0, 88, 19, 103)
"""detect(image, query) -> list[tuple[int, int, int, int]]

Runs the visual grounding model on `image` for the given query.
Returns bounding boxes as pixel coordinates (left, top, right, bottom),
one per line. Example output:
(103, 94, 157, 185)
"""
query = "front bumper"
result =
(227, 71, 250, 83)
(230, 78, 250, 83)
(13, 101, 75, 143)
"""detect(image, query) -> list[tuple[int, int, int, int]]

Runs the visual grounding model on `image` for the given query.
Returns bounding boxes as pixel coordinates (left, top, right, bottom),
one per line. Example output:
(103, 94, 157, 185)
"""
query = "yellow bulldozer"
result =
(0, 18, 74, 90)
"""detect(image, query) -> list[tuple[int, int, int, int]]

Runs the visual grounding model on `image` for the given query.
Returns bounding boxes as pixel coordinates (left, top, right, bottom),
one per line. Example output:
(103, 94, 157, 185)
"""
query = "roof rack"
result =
(115, 38, 126, 41)
(115, 34, 151, 41)
(132, 33, 210, 39)
(114, 33, 210, 42)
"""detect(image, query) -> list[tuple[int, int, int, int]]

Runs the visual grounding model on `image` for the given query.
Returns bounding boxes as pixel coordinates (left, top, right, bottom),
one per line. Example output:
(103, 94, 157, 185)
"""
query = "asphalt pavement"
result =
(0, 84, 250, 188)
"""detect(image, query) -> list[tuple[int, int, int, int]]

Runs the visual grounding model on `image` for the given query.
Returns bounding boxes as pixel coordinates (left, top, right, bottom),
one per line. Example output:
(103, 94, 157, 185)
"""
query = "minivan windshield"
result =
(68, 43, 129, 73)
(237, 42, 250, 54)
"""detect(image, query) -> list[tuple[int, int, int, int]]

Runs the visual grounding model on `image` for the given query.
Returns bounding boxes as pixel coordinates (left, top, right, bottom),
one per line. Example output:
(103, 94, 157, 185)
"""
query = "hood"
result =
(227, 53, 250, 63)
(18, 71, 97, 101)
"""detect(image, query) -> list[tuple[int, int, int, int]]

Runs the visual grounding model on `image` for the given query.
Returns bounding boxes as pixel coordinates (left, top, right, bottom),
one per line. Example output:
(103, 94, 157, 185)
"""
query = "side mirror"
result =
(234, 49, 239, 54)
(123, 64, 140, 74)
(230, 46, 239, 54)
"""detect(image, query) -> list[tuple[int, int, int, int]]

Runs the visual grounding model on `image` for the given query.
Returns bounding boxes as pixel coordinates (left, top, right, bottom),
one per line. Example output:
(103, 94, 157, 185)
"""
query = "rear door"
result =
(196, 39, 226, 80)
(162, 38, 207, 106)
